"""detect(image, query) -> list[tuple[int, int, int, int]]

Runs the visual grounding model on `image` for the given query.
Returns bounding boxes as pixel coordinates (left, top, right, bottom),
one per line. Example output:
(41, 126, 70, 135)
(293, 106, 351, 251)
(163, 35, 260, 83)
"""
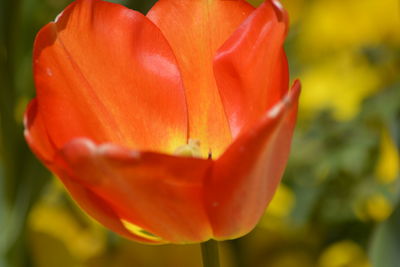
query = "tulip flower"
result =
(25, 0, 300, 244)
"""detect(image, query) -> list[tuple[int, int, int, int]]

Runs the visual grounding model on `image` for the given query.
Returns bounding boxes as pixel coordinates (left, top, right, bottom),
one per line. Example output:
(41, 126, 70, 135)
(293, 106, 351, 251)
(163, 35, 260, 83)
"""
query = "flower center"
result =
(173, 139, 202, 158)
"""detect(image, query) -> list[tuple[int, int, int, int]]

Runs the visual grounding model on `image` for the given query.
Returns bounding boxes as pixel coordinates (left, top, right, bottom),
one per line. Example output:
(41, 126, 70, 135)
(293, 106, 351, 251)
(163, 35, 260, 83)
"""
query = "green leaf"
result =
(369, 205, 400, 267)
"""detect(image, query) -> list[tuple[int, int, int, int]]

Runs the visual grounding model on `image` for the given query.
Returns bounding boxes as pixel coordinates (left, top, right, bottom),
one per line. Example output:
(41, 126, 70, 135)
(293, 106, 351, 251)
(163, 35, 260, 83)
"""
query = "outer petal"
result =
(34, 0, 187, 154)
(53, 139, 214, 243)
(147, 0, 254, 157)
(25, 107, 166, 244)
(214, 0, 289, 137)
(24, 99, 56, 163)
(56, 175, 164, 244)
(205, 81, 301, 239)
(25, 101, 158, 243)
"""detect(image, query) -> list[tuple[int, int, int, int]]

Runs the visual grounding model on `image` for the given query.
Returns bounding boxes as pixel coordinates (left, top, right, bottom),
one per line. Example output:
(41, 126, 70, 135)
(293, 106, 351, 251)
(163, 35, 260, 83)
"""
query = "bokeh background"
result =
(1, 0, 399, 266)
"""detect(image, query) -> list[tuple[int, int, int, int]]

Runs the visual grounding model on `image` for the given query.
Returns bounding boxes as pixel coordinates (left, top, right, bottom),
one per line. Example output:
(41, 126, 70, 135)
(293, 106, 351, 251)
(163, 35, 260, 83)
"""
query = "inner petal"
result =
(147, 0, 254, 157)
(33, 0, 188, 154)
(213, 0, 289, 138)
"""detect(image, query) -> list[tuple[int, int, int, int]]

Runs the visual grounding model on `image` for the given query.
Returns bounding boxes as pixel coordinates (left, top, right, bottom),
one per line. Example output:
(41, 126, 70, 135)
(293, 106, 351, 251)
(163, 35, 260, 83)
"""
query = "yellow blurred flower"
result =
(299, 0, 400, 53)
(375, 128, 399, 184)
(354, 193, 394, 223)
(365, 194, 394, 222)
(295, 0, 399, 120)
(259, 184, 295, 230)
(267, 183, 295, 218)
(318, 241, 371, 267)
(299, 52, 379, 120)
(28, 182, 106, 267)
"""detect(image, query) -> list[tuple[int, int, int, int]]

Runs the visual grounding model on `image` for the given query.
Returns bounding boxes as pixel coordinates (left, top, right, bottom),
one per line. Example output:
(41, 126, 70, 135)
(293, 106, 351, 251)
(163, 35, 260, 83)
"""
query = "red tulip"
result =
(25, 0, 301, 244)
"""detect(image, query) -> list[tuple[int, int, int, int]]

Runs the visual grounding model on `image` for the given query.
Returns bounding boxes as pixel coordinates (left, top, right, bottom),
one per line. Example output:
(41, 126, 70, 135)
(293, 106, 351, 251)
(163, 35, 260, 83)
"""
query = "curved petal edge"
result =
(205, 80, 301, 239)
(214, 0, 290, 138)
(53, 138, 214, 244)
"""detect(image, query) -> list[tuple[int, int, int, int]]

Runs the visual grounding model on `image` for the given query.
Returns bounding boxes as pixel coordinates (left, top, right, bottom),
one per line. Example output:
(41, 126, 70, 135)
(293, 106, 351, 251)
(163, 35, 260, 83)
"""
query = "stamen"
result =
(174, 139, 202, 158)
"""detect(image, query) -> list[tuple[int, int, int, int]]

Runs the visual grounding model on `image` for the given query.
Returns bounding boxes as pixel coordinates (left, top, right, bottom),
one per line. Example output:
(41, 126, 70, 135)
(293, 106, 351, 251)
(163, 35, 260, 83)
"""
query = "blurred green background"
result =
(0, 0, 399, 266)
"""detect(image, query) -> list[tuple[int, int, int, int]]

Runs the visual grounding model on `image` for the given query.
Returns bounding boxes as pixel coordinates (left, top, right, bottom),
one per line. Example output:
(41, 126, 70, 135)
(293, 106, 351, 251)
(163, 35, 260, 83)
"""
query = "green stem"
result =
(201, 240, 220, 267)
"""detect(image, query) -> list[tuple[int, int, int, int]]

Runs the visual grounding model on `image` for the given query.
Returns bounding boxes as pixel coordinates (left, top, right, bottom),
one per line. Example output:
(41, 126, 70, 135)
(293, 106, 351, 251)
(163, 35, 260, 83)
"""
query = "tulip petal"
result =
(205, 81, 300, 239)
(214, 0, 289, 137)
(33, 0, 188, 154)
(24, 99, 56, 163)
(57, 175, 164, 244)
(147, 0, 254, 157)
(54, 138, 214, 243)
(25, 100, 162, 243)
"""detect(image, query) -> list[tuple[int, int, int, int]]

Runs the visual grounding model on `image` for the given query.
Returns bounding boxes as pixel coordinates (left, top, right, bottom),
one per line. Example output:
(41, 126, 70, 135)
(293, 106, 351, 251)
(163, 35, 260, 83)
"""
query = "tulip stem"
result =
(201, 240, 220, 267)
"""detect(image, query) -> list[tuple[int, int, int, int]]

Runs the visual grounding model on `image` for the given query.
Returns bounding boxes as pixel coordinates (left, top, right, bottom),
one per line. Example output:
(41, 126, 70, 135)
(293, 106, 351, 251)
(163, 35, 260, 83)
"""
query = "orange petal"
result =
(34, 0, 187, 154)
(57, 174, 163, 244)
(54, 138, 214, 243)
(147, 0, 254, 157)
(24, 99, 56, 163)
(25, 100, 163, 243)
(205, 81, 301, 239)
(214, 0, 289, 137)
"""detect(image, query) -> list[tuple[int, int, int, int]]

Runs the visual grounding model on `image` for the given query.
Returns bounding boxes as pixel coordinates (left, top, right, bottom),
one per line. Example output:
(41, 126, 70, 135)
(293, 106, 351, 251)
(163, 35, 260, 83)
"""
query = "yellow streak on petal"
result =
(120, 219, 163, 242)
